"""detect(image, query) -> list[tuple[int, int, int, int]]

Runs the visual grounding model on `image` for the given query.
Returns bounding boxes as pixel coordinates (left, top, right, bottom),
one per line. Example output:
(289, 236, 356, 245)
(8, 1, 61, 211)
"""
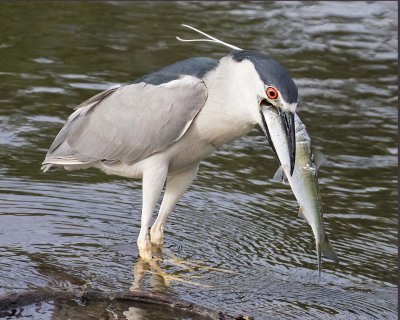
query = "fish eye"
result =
(266, 87, 278, 100)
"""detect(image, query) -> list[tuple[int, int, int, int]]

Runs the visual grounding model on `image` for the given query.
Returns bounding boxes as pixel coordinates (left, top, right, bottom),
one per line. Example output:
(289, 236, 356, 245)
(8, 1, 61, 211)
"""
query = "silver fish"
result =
(262, 104, 338, 276)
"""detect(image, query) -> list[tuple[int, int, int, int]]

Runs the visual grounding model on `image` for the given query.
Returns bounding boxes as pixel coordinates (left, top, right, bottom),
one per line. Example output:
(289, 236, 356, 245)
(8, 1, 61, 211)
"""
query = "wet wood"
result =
(0, 286, 253, 320)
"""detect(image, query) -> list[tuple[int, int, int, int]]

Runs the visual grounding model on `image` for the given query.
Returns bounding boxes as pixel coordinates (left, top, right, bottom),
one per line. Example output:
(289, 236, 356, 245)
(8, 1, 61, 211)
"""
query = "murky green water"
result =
(0, 1, 397, 319)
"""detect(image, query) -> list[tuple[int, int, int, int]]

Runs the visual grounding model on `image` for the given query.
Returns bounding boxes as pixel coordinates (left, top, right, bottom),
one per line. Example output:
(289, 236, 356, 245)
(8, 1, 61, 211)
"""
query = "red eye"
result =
(266, 87, 278, 100)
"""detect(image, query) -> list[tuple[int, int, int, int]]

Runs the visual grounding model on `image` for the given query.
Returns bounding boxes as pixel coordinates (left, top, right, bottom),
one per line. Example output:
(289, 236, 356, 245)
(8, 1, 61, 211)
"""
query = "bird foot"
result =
(150, 226, 164, 246)
(137, 236, 152, 260)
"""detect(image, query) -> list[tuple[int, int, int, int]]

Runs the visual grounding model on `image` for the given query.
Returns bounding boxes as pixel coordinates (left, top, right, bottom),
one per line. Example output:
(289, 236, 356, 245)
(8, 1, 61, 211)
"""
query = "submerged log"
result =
(0, 286, 253, 320)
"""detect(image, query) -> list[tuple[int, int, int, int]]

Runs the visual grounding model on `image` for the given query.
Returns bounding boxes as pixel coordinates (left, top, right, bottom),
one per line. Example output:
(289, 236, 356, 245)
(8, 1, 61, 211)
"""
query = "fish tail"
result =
(316, 234, 338, 278)
(321, 234, 339, 264)
(317, 243, 322, 279)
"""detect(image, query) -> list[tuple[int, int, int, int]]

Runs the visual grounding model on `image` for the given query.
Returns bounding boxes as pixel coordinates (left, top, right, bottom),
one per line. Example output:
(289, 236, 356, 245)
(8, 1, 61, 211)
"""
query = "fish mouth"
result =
(260, 100, 296, 175)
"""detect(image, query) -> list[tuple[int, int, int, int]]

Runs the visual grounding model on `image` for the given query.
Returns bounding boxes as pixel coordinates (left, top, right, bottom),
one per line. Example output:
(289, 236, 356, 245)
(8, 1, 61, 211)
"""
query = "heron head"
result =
(230, 50, 298, 175)
(176, 24, 298, 175)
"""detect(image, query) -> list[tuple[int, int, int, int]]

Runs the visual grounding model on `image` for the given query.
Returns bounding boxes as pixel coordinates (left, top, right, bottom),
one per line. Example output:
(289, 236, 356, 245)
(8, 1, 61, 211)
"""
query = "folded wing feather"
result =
(42, 76, 208, 170)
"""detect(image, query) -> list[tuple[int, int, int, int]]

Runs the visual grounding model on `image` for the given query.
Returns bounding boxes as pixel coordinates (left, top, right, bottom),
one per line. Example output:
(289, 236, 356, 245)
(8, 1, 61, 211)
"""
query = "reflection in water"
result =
(123, 306, 147, 320)
(132, 258, 169, 291)
(129, 254, 237, 320)
(132, 250, 234, 292)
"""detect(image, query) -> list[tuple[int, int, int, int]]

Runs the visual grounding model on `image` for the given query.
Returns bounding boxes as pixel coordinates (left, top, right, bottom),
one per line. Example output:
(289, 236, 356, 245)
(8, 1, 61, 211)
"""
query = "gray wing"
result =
(42, 76, 207, 167)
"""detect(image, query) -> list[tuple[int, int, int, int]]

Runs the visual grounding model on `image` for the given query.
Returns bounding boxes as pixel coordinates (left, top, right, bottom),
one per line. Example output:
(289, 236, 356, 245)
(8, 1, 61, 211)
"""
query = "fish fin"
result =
(272, 166, 288, 184)
(313, 149, 327, 169)
(298, 206, 306, 220)
(321, 234, 339, 264)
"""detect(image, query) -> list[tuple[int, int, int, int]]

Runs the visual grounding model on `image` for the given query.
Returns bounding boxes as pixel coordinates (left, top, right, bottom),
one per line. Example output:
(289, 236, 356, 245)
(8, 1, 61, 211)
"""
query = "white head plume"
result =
(176, 24, 243, 51)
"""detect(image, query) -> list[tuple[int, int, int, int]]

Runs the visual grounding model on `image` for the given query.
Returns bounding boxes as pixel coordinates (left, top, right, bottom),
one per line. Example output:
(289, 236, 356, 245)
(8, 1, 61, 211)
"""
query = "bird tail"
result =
(41, 156, 95, 172)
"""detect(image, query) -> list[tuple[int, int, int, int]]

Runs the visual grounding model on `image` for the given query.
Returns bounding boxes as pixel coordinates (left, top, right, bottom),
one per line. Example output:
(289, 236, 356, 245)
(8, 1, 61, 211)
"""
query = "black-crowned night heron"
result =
(42, 26, 298, 260)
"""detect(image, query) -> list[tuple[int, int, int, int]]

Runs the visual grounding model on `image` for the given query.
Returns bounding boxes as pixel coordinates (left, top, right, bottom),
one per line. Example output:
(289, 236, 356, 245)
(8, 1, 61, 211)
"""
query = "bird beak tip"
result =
(280, 110, 296, 175)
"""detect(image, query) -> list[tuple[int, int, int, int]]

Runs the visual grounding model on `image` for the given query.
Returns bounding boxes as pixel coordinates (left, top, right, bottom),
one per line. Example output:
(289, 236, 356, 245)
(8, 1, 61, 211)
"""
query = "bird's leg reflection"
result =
(132, 258, 149, 291)
(162, 249, 235, 274)
(132, 248, 234, 292)
(132, 257, 209, 291)
(132, 257, 169, 291)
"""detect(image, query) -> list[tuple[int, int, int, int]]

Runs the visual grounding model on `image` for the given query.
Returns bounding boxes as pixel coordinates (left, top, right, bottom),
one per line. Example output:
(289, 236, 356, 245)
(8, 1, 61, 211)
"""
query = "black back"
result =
(133, 57, 218, 85)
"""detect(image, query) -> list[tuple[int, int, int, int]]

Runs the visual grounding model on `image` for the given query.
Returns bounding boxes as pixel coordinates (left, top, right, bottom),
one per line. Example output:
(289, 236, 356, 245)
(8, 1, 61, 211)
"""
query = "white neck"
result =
(195, 56, 264, 147)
